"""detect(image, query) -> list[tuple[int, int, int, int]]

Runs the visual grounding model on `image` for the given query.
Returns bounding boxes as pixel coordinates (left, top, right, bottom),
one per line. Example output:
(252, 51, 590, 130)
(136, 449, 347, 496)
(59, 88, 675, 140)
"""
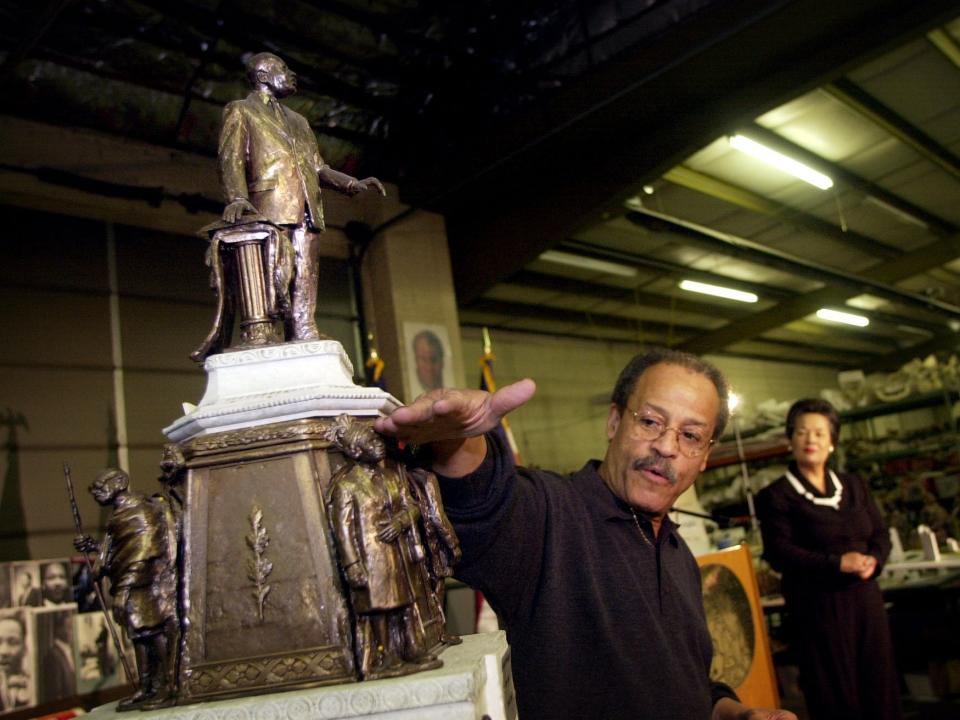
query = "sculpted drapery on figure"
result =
(325, 415, 455, 680)
(73, 469, 179, 711)
(193, 52, 385, 361)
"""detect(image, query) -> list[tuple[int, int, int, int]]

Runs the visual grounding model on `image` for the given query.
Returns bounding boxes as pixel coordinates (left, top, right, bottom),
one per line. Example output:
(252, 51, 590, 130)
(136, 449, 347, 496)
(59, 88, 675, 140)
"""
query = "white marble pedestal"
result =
(164, 340, 401, 442)
(87, 632, 515, 720)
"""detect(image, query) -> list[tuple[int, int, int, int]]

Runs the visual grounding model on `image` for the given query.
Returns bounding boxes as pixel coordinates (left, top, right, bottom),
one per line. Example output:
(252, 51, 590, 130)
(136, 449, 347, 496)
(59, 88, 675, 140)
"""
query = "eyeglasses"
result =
(624, 408, 715, 458)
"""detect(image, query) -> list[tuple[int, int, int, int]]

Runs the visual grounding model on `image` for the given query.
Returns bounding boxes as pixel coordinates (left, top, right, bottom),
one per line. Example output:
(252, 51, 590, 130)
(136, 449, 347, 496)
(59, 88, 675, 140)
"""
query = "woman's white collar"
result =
(785, 468, 843, 510)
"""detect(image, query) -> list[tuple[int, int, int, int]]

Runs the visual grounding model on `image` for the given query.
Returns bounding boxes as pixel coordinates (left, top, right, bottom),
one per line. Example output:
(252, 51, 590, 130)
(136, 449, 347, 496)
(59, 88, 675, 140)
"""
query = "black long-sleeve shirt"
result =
(436, 432, 736, 720)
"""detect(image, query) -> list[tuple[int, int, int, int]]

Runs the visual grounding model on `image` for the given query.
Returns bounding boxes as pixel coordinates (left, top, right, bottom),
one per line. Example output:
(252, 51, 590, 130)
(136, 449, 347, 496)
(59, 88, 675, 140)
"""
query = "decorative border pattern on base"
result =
(182, 646, 352, 698)
(207, 341, 353, 370)
(185, 419, 339, 453)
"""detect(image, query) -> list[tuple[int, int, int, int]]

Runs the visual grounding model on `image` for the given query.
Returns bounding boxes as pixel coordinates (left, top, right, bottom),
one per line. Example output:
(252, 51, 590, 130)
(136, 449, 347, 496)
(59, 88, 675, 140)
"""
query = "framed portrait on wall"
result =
(74, 611, 130, 693)
(34, 605, 77, 703)
(0, 608, 37, 714)
(696, 543, 779, 710)
(9, 562, 41, 608)
(402, 322, 454, 399)
(0, 565, 10, 609)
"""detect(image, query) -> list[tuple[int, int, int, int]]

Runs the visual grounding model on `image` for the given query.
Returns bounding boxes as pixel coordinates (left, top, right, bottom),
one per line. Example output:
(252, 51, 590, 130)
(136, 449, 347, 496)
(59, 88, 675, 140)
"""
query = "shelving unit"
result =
(696, 389, 960, 521)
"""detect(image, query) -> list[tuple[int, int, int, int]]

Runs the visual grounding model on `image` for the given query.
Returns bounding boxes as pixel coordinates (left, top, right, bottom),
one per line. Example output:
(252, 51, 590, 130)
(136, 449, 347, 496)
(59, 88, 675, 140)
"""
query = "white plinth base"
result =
(163, 340, 402, 443)
(87, 632, 515, 720)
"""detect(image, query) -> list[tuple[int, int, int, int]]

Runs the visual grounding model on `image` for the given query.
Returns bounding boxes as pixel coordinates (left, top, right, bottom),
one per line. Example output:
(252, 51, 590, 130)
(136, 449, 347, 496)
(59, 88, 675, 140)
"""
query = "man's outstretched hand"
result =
(374, 379, 536, 447)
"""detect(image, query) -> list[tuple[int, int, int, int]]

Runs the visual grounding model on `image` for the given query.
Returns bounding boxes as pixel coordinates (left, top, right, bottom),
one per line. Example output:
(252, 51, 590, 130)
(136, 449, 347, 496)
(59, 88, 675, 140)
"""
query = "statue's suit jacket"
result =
(219, 91, 326, 230)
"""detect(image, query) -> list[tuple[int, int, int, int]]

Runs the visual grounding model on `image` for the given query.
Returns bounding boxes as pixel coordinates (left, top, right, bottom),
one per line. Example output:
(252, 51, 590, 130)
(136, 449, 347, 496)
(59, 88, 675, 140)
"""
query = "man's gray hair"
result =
(610, 348, 730, 439)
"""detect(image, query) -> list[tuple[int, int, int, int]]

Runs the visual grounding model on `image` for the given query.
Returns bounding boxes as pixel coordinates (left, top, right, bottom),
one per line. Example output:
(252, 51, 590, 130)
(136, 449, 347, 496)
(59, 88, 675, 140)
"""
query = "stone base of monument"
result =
(163, 340, 401, 442)
(87, 632, 515, 720)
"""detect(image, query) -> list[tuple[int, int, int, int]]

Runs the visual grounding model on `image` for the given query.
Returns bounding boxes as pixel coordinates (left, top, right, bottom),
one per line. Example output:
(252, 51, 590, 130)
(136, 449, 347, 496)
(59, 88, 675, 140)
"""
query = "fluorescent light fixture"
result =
(538, 250, 638, 278)
(816, 308, 869, 327)
(728, 135, 834, 190)
(679, 279, 758, 303)
(863, 195, 929, 230)
(845, 294, 887, 311)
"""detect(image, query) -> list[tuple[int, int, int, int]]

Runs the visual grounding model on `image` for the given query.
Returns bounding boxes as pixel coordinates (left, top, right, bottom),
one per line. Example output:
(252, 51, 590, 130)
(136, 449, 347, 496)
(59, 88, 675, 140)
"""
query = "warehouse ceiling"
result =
(1, 0, 959, 370)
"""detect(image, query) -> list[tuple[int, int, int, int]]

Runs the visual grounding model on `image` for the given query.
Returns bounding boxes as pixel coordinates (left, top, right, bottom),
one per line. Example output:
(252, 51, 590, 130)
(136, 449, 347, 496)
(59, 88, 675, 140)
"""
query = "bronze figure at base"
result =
(325, 414, 457, 680)
(73, 469, 180, 711)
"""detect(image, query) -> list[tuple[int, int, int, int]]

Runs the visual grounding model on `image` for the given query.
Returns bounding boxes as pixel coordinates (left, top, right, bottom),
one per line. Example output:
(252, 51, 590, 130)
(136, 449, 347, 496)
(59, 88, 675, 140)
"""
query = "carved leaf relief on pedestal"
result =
(246, 505, 273, 621)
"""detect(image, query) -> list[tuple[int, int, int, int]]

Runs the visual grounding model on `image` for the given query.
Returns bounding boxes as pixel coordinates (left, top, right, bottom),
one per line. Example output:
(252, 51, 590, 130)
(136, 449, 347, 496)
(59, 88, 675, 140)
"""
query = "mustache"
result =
(632, 455, 677, 485)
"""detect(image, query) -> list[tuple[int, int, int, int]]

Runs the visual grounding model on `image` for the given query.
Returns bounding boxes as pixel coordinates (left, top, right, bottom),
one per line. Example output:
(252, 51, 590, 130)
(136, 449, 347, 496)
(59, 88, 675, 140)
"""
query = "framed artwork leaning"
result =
(697, 543, 779, 710)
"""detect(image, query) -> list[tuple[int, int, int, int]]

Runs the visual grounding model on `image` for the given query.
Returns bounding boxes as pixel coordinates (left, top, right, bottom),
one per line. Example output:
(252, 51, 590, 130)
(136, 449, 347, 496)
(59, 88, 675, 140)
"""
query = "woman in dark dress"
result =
(755, 398, 902, 720)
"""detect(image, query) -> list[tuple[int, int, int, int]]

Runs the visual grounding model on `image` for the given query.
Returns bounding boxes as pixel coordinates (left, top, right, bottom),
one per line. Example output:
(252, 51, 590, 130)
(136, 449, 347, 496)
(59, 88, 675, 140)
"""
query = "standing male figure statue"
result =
(195, 52, 385, 358)
(74, 469, 179, 711)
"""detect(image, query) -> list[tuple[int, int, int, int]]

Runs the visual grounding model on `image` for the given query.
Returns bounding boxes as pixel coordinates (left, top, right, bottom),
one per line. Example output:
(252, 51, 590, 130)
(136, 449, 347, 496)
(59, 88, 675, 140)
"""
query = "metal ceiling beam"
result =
(626, 207, 960, 317)
(123, 2, 393, 111)
(662, 166, 900, 260)
(825, 78, 960, 183)
(863, 332, 960, 372)
(438, 0, 960, 303)
(928, 28, 960, 68)
(558, 235, 950, 333)
(679, 231, 960, 354)
(740, 123, 957, 238)
(463, 298, 881, 362)
(558, 238, 797, 300)
(505, 270, 744, 320)
(466, 298, 698, 338)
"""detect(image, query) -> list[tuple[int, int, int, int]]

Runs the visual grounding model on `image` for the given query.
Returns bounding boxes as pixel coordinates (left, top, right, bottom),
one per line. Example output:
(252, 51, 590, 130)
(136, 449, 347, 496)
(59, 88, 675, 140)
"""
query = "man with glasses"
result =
(376, 348, 793, 720)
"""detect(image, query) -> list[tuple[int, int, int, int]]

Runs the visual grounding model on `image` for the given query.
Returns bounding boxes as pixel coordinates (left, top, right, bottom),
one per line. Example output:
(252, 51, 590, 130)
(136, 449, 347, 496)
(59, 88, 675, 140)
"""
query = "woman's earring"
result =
(829, 446, 835, 452)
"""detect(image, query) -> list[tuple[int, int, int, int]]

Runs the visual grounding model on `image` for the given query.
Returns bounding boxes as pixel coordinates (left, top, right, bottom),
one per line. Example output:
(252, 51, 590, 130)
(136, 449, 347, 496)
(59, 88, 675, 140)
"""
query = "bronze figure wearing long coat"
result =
(330, 462, 416, 614)
(74, 469, 178, 711)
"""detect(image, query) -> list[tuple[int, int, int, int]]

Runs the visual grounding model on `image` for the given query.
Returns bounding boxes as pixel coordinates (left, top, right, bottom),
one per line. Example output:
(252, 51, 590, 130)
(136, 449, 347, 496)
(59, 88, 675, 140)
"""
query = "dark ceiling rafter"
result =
(679, 230, 960, 354)
(660, 166, 901, 261)
(6, 51, 373, 149)
(557, 238, 797, 301)
(825, 77, 960, 183)
(127, 0, 387, 112)
(626, 207, 960, 318)
(503, 269, 745, 320)
(0, 0, 70, 75)
(466, 296, 883, 360)
(442, 0, 960, 304)
(302, 0, 446, 56)
(928, 26, 960, 68)
(503, 259, 946, 339)
(863, 330, 960, 372)
(462, 299, 885, 367)
(740, 122, 958, 237)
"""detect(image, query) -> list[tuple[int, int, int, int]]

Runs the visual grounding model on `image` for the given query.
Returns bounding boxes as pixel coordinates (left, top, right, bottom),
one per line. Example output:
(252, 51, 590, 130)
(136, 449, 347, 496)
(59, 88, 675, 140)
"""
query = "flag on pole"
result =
(475, 328, 521, 632)
(364, 336, 386, 391)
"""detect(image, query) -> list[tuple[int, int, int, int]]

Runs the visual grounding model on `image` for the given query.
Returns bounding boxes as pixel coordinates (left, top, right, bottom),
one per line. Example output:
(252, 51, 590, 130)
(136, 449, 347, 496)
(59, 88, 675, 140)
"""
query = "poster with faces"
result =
(73, 612, 131, 693)
(9, 562, 41, 609)
(33, 605, 78, 704)
(0, 607, 37, 714)
(0, 566, 10, 609)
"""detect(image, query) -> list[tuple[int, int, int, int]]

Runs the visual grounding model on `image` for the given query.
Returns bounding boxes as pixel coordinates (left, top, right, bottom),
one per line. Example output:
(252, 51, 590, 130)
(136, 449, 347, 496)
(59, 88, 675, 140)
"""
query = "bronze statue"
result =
(193, 52, 385, 361)
(406, 467, 462, 645)
(73, 469, 179, 711)
(326, 415, 443, 680)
